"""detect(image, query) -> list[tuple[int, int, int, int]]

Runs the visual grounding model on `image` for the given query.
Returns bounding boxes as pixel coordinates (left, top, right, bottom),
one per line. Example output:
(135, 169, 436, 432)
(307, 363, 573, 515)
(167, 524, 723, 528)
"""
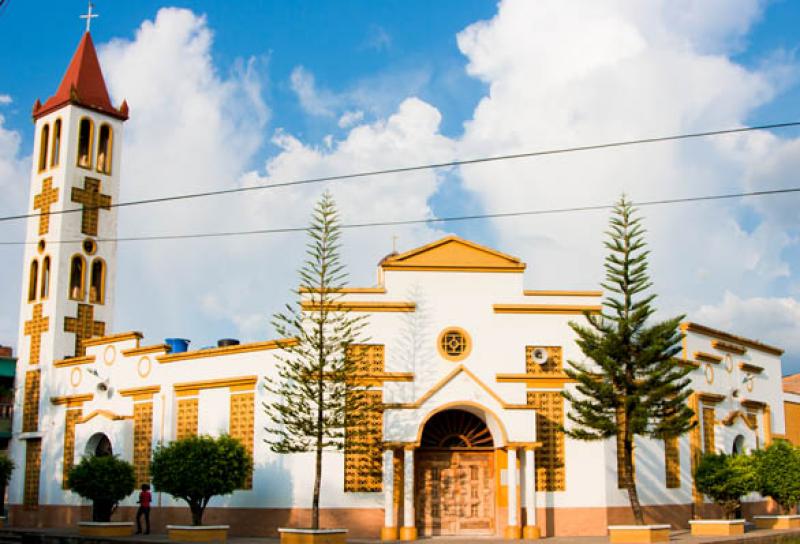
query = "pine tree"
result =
(562, 196, 696, 524)
(264, 191, 372, 530)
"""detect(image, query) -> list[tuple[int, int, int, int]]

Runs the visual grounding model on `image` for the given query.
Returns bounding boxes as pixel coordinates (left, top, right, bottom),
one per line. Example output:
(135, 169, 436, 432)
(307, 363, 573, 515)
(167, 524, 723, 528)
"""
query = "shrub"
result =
(694, 452, 757, 519)
(0, 454, 15, 514)
(67, 455, 136, 522)
(754, 440, 800, 513)
(151, 435, 252, 526)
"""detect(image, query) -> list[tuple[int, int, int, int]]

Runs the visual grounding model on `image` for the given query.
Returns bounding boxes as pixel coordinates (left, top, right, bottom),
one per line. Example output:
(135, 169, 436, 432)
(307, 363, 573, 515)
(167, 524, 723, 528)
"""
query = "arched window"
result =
(51, 119, 62, 167)
(69, 255, 85, 301)
(89, 258, 105, 304)
(77, 118, 93, 169)
(732, 435, 746, 455)
(96, 124, 112, 174)
(28, 260, 39, 302)
(40, 256, 51, 299)
(38, 124, 50, 172)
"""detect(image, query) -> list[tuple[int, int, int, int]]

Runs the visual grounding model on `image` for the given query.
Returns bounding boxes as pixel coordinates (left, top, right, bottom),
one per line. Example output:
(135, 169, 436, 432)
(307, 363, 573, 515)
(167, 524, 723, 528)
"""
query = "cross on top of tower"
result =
(80, 2, 99, 33)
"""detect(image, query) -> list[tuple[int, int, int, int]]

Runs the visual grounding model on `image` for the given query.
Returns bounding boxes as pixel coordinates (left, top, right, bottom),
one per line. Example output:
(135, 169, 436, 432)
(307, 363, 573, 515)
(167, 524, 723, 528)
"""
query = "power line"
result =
(2, 185, 798, 246)
(1, 120, 799, 225)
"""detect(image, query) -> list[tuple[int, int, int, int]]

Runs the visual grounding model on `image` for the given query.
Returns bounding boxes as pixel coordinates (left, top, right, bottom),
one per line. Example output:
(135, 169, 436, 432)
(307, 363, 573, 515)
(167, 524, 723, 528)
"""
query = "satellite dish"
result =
(532, 348, 548, 365)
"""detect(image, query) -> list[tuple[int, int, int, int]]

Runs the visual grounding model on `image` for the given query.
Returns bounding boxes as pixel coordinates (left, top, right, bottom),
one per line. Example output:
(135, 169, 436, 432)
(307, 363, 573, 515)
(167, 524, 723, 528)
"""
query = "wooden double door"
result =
(415, 450, 495, 536)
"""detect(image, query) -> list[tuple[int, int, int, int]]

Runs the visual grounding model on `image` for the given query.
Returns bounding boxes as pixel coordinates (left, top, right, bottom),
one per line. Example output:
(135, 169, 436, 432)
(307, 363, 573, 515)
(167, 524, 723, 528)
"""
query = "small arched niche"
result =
(77, 118, 93, 169)
(85, 432, 113, 457)
(732, 434, 746, 455)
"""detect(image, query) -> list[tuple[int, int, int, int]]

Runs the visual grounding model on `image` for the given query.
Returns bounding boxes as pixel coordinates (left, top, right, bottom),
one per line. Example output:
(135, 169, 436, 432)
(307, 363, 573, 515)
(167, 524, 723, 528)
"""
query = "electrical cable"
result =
(1, 185, 797, 246)
(1, 120, 798, 224)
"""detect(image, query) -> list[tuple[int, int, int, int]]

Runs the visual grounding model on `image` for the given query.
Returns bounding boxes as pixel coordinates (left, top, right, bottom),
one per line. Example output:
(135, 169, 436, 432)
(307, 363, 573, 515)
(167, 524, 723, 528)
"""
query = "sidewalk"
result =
(1, 527, 800, 544)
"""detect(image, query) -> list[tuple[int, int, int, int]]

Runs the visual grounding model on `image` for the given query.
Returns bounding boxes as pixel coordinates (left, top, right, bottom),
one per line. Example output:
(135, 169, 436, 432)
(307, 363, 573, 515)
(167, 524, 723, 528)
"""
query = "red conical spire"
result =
(33, 32, 128, 121)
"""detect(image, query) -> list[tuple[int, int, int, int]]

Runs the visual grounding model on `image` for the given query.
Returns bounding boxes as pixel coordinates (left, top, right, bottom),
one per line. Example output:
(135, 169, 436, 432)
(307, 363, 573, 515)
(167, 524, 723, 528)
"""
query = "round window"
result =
(83, 238, 97, 255)
(437, 327, 471, 362)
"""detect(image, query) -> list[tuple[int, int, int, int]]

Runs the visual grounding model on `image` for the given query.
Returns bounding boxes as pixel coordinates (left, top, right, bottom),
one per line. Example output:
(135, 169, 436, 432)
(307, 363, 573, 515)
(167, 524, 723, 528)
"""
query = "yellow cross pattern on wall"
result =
(33, 178, 59, 236)
(24, 303, 49, 365)
(64, 304, 105, 357)
(71, 177, 111, 236)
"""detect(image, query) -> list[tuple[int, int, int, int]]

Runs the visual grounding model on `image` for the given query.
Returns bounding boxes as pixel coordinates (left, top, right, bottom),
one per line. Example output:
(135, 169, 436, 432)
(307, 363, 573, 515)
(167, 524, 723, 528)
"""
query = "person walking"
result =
(136, 483, 152, 535)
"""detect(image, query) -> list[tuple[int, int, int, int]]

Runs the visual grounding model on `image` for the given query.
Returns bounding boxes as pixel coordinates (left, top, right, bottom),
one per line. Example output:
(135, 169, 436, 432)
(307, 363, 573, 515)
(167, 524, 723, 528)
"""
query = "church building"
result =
(8, 31, 795, 539)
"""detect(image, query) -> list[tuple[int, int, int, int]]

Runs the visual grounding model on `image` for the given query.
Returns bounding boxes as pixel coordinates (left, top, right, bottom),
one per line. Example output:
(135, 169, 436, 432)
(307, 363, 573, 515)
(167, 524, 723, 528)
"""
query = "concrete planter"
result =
(78, 522, 135, 537)
(753, 515, 800, 530)
(278, 528, 348, 544)
(689, 519, 745, 536)
(608, 525, 670, 543)
(167, 524, 229, 542)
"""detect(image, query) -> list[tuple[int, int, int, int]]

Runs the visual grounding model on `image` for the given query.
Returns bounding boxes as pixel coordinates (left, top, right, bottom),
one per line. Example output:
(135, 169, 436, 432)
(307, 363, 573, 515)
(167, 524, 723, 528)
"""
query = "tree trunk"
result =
(92, 499, 114, 522)
(623, 435, 645, 524)
(190, 501, 204, 526)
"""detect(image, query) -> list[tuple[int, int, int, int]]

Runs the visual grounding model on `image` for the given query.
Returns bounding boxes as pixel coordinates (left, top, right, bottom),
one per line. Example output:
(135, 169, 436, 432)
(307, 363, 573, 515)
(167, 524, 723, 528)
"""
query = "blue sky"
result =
(2, 1, 800, 373)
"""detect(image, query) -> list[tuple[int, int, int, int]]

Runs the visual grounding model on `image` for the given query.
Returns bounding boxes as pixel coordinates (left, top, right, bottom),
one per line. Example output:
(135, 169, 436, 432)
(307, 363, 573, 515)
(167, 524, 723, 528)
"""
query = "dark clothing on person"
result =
(136, 489, 152, 534)
(136, 506, 150, 534)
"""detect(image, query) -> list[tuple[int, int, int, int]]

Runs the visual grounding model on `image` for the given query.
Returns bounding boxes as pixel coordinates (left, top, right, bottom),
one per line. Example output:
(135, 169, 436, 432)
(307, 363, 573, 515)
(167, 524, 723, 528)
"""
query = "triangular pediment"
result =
(381, 236, 525, 272)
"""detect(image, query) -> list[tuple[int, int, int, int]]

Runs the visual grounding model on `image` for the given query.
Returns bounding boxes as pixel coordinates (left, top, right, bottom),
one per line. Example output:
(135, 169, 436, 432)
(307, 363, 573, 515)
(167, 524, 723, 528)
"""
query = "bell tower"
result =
(12, 30, 128, 507)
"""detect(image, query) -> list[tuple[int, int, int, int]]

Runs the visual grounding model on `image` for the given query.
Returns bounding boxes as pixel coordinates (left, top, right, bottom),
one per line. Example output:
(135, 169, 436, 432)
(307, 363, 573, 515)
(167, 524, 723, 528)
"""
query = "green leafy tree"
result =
(754, 440, 800, 513)
(562, 196, 696, 524)
(151, 435, 252, 526)
(695, 452, 757, 519)
(0, 453, 14, 515)
(67, 455, 135, 522)
(264, 191, 372, 530)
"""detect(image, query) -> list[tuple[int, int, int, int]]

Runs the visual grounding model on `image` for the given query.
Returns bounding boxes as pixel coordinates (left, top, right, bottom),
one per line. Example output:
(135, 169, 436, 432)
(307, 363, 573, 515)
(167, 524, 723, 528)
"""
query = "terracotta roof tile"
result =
(33, 33, 127, 121)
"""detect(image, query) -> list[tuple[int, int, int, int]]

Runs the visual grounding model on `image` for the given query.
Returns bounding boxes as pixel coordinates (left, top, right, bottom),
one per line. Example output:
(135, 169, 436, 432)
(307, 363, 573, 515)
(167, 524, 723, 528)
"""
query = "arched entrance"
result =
(86, 432, 113, 457)
(415, 409, 496, 536)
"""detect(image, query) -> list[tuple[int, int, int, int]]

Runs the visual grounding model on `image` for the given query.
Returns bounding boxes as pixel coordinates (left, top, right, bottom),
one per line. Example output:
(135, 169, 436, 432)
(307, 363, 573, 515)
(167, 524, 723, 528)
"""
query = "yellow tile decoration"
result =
(525, 346, 563, 375)
(33, 177, 59, 235)
(344, 389, 383, 492)
(229, 392, 254, 489)
(347, 344, 385, 375)
(64, 304, 105, 357)
(703, 407, 715, 453)
(527, 391, 565, 491)
(62, 408, 82, 488)
(176, 397, 198, 439)
(664, 436, 680, 488)
(24, 304, 49, 365)
(23, 369, 41, 433)
(24, 439, 42, 507)
(71, 177, 111, 236)
(134, 402, 153, 486)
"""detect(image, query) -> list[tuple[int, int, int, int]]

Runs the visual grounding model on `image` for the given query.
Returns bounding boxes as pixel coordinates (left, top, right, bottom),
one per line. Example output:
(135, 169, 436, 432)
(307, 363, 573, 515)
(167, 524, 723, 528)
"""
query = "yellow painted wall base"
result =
(505, 525, 521, 539)
(754, 516, 800, 530)
(168, 527, 228, 542)
(523, 525, 541, 539)
(278, 530, 346, 544)
(78, 523, 135, 537)
(381, 527, 398, 541)
(690, 522, 744, 536)
(399, 526, 417, 541)
(608, 527, 670, 544)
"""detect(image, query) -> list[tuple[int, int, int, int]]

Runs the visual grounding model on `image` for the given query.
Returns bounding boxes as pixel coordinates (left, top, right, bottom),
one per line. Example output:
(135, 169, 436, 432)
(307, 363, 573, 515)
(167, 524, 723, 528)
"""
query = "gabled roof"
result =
(33, 32, 128, 121)
(784, 373, 800, 395)
(381, 235, 525, 273)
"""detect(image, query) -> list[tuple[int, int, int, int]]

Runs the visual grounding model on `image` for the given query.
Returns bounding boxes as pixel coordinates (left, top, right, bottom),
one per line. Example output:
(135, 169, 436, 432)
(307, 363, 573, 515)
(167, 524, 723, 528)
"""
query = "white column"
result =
(381, 448, 397, 540)
(507, 447, 519, 536)
(403, 447, 415, 527)
(524, 447, 538, 536)
(383, 449, 395, 527)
